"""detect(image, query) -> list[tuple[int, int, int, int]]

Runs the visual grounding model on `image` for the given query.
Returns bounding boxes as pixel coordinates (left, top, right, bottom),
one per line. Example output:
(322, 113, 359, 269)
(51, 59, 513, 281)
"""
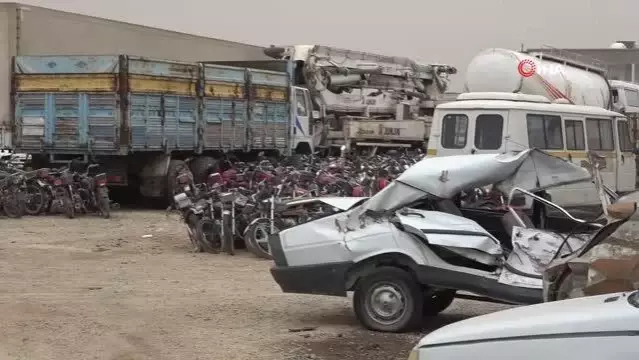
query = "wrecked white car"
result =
(543, 201, 639, 301)
(268, 149, 607, 332)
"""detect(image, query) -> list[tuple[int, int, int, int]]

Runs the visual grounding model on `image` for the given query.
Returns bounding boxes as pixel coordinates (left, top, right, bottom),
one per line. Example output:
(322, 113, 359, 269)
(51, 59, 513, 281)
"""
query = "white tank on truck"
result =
(464, 48, 613, 109)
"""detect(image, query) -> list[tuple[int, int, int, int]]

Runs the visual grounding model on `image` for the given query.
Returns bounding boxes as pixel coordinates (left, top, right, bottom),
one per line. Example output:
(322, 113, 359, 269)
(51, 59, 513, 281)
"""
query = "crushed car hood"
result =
(417, 291, 639, 347)
(363, 149, 591, 212)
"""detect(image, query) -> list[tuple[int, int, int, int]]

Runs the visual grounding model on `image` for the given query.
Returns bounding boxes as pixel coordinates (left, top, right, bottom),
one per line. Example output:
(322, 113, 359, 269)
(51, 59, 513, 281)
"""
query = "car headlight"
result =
(407, 350, 419, 360)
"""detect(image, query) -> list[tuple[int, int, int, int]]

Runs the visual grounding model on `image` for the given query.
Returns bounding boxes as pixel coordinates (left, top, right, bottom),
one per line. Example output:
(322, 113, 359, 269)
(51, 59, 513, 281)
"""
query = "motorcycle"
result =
(0, 172, 26, 218)
(48, 169, 76, 218)
(74, 164, 111, 218)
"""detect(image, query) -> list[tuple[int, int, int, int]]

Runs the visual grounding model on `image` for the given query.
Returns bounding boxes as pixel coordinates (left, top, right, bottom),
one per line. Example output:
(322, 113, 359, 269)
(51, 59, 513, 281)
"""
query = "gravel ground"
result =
(0, 210, 512, 360)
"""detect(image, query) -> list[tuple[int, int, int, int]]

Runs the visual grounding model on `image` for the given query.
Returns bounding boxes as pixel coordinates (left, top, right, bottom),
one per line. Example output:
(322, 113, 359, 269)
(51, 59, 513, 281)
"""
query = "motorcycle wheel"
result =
(1, 191, 25, 218)
(63, 191, 75, 219)
(98, 195, 111, 219)
(24, 183, 46, 215)
(186, 213, 204, 252)
(246, 218, 280, 260)
(195, 218, 221, 253)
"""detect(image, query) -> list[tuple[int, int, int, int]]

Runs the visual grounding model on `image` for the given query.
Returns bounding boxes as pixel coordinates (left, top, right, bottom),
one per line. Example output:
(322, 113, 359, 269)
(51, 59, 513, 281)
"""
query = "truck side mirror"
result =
(312, 110, 321, 119)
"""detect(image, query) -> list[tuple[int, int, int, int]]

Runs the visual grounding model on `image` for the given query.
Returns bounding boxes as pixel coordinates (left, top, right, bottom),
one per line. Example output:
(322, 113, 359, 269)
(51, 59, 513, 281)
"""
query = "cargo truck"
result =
(11, 55, 309, 200)
(1, 2, 270, 151)
(211, 45, 457, 153)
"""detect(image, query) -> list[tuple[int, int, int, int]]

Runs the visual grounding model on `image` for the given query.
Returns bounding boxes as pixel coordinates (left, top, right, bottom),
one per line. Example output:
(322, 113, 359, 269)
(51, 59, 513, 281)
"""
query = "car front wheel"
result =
(353, 266, 423, 333)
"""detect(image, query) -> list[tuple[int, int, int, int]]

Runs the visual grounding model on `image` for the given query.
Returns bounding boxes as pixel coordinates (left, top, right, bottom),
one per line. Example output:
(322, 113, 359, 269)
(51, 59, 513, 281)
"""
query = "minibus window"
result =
(586, 118, 614, 151)
(565, 120, 585, 150)
(617, 120, 634, 151)
(526, 114, 563, 149)
(441, 114, 468, 149)
(625, 89, 639, 107)
(474, 114, 504, 150)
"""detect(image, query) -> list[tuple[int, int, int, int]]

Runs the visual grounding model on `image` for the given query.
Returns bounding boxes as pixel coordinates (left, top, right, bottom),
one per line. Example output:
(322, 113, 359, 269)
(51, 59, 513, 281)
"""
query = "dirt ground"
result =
(0, 210, 511, 360)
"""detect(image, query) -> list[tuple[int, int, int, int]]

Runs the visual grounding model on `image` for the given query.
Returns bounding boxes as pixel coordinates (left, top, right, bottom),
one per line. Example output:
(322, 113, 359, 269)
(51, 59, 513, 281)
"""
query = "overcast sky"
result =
(8, 0, 639, 91)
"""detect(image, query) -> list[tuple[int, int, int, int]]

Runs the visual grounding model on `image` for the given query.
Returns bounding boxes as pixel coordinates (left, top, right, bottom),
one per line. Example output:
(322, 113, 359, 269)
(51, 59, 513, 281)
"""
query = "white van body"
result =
(427, 92, 636, 208)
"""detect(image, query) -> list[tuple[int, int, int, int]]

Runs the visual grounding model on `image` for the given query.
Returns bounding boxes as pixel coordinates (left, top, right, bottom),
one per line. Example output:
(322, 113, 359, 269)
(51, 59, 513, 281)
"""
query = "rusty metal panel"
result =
(202, 64, 246, 99)
(249, 68, 288, 102)
(14, 74, 118, 92)
(128, 94, 197, 150)
(127, 58, 198, 96)
(249, 68, 288, 88)
(250, 101, 288, 149)
(86, 94, 119, 150)
(14, 55, 120, 74)
(202, 64, 249, 150)
(51, 93, 83, 149)
(248, 69, 289, 150)
(203, 99, 247, 150)
(128, 57, 198, 78)
(203, 64, 246, 83)
(164, 96, 197, 149)
(14, 92, 119, 153)
(127, 77, 196, 95)
(13, 55, 120, 93)
(14, 93, 47, 151)
(129, 94, 161, 150)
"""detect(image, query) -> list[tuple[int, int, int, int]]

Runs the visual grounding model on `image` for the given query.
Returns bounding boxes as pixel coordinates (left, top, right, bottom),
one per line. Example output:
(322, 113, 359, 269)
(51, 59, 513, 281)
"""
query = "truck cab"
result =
(290, 85, 317, 154)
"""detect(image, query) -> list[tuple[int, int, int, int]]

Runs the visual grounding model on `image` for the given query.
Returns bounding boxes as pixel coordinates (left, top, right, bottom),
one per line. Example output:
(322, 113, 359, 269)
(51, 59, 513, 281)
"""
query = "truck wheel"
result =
(190, 156, 217, 184)
(423, 289, 456, 316)
(353, 266, 423, 333)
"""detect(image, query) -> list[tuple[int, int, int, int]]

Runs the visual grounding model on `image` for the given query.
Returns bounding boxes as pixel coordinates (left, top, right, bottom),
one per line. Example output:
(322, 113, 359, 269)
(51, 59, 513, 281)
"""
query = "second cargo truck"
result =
(11, 55, 314, 200)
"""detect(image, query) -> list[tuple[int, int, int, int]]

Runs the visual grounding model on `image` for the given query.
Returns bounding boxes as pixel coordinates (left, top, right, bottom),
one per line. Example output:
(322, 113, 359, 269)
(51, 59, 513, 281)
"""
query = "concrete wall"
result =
(0, 5, 17, 147)
(13, 4, 268, 61)
(0, 2, 270, 148)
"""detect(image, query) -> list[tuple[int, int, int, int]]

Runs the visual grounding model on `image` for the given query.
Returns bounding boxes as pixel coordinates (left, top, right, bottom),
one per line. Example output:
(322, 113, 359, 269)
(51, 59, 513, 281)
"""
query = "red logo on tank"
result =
(517, 59, 536, 78)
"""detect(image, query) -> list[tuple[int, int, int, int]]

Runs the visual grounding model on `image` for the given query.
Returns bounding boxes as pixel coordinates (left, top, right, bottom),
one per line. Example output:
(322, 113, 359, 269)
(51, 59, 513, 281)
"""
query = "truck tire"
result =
(190, 156, 217, 184)
(167, 160, 189, 203)
(353, 266, 423, 333)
